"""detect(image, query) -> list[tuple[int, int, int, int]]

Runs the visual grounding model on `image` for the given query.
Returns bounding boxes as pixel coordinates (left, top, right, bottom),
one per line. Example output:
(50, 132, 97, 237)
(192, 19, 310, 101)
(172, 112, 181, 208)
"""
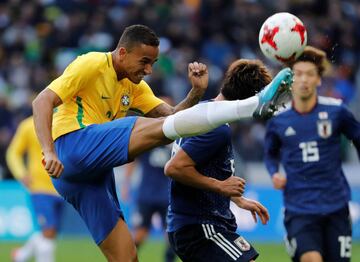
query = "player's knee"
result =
(42, 228, 57, 239)
(300, 251, 322, 262)
(126, 245, 138, 262)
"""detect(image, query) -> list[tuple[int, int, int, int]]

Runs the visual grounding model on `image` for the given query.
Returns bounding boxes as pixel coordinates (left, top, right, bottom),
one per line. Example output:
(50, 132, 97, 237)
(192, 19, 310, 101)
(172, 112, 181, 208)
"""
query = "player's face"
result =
(292, 61, 321, 100)
(122, 44, 159, 84)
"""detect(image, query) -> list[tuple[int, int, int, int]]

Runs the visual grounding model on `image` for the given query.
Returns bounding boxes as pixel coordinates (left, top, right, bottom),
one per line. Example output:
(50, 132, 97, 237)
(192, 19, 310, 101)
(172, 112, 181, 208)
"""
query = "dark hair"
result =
(286, 46, 328, 77)
(117, 24, 159, 51)
(220, 59, 272, 100)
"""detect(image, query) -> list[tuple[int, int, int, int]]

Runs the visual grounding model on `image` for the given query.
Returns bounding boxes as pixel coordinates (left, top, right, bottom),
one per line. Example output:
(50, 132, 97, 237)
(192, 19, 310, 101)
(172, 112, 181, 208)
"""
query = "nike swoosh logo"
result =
(101, 95, 111, 99)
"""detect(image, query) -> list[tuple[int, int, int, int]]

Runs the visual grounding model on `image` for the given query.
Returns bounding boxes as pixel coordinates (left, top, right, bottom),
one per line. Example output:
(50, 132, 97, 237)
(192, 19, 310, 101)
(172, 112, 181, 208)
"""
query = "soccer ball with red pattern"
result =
(259, 12, 307, 64)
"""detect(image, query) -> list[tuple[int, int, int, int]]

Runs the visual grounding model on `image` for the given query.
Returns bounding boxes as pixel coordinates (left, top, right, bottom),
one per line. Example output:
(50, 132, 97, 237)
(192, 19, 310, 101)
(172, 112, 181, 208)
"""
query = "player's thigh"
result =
(52, 170, 122, 245)
(169, 224, 258, 262)
(54, 117, 138, 181)
(324, 205, 352, 262)
(128, 117, 172, 160)
(284, 212, 324, 262)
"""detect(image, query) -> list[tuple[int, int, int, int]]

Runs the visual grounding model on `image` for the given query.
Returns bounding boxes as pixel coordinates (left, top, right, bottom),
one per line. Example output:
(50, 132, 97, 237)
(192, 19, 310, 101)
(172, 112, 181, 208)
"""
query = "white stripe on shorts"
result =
(202, 224, 209, 239)
(209, 225, 242, 256)
(202, 224, 241, 261)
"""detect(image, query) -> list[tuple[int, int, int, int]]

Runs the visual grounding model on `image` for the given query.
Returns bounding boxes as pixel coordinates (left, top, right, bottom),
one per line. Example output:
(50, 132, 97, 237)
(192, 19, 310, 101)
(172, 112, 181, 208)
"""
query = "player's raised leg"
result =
(253, 67, 294, 119)
(162, 67, 293, 140)
(128, 67, 293, 158)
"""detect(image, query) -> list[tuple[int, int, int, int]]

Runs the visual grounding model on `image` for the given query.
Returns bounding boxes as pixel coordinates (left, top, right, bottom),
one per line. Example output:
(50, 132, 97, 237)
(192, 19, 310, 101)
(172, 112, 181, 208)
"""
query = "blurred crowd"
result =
(1, 0, 360, 179)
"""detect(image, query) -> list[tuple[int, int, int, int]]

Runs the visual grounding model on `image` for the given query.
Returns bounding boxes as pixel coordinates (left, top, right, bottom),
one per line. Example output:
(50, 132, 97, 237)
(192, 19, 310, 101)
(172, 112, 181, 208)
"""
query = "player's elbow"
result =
(164, 161, 180, 178)
(164, 161, 173, 177)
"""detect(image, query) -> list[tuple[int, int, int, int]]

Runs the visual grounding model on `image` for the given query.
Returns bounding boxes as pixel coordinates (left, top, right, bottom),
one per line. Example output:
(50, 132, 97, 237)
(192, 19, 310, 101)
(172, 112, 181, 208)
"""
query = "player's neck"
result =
(111, 51, 126, 81)
(293, 95, 317, 113)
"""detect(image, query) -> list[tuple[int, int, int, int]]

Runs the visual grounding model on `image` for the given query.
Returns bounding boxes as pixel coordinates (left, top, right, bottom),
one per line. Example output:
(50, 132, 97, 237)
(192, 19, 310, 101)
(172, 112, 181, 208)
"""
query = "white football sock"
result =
(163, 96, 259, 139)
(13, 232, 41, 262)
(34, 235, 55, 262)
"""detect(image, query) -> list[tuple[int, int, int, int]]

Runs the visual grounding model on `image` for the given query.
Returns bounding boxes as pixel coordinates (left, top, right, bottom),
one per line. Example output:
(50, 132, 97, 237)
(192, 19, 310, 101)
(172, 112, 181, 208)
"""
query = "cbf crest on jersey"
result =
(121, 94, 130, 106)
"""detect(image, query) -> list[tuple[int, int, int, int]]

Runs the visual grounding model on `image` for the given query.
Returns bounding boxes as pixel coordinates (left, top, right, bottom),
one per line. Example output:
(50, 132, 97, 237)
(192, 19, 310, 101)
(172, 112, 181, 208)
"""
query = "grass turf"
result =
(0, 238, 359, 261)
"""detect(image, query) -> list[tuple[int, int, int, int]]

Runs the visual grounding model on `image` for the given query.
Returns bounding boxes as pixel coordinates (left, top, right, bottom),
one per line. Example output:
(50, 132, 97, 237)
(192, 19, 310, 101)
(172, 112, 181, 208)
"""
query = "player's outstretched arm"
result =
(231, 197, 270, 225)
(32, 88, 64, 178)
(165, 148, 245, 197)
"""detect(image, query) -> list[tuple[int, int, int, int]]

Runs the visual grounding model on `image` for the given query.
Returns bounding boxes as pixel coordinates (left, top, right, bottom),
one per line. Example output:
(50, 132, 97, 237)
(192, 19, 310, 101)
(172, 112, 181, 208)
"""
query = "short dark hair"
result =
(286, 46, 328, 77)
(117, 24, 159, 51)
(220, 59, 272, 100)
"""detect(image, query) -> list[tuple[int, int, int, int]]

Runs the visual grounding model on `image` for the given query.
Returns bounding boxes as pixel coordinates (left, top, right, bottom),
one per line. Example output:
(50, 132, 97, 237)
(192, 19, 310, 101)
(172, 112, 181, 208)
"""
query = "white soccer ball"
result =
(259, 12, 307, 64)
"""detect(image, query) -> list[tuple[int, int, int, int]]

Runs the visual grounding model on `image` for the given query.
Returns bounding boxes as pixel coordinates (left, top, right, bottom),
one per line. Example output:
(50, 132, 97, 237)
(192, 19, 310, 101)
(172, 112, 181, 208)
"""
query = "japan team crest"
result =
(121, 95, 130, 106)
(317, 120, 332, 138)
(234, 236, 251, 251)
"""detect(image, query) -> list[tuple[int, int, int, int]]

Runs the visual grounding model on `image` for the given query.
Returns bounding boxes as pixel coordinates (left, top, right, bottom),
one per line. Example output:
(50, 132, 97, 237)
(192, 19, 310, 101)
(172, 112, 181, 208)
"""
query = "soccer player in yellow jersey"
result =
(6, 116, 64, 262)
(32, 24, 293, 261)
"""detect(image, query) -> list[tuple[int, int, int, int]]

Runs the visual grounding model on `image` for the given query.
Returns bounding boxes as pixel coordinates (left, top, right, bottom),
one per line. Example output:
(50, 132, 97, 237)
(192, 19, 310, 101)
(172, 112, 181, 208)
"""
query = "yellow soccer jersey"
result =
(6, 117, 58, 194)
(48, 52, 164, 140)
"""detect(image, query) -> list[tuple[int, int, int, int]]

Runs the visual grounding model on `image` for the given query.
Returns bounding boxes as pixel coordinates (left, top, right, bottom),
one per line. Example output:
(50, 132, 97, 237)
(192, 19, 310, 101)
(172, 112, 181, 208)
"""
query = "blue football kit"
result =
(135, 146, 176, 262)
(168, 113, 259, 262)
(135, 146, 171, 229)
(137, 146, 171, 206)
(264, 96, 360, 261)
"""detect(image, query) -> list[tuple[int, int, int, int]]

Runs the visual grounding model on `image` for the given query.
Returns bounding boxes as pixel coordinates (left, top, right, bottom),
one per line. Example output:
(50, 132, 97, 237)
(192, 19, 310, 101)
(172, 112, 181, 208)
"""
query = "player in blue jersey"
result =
(264, 46, 360, 262)
(33, 25, 292, 261)
(122, 143, 176, 261)
(165, 59, 271, 262)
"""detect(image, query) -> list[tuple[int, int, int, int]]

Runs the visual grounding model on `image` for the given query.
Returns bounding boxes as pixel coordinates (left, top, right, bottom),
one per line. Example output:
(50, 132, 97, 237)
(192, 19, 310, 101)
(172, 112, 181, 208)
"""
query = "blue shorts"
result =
(284, 205, 352, 262)
(52, 170, 122, 245)
(169, 224, 258, 262)
(31, 193, 64, 231)
(54, 116, 138, 182)
(134, 202, 168, 229)
(52, 117, 138, 244)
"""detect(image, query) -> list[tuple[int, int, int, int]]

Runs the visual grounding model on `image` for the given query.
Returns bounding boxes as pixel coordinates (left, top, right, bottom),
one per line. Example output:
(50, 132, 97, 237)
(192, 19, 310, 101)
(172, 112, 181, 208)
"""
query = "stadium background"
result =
(0, 0, 359, 261)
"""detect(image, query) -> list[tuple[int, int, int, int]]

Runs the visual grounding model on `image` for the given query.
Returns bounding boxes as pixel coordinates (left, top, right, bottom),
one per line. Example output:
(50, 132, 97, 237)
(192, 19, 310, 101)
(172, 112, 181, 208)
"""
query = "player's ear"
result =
(118, 47, 127, 60)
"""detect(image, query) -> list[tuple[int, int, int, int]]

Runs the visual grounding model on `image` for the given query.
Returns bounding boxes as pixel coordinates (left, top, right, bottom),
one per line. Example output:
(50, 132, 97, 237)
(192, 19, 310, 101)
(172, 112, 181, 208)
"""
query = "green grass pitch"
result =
(0, 238, 359, 261)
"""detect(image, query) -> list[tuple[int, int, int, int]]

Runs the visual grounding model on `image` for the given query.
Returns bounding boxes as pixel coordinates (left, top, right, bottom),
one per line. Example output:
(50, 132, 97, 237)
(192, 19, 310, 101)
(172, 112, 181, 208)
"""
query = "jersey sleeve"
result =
(47, 55, 98, 103)
(181, 126, 230, 165)
(264, 119, 281, 176)
(130, 81, 164, 115)
(339, 104, 360, 159)
(6, 120, 29, 180)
